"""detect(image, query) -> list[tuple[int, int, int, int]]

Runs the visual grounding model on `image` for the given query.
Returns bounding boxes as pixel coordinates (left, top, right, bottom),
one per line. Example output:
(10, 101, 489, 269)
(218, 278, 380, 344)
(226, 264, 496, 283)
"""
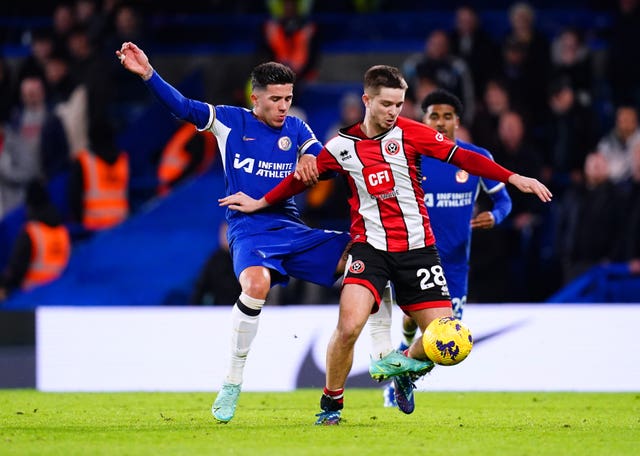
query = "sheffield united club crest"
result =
(384, 140, 400, 155)
(349, 260, 365, 274)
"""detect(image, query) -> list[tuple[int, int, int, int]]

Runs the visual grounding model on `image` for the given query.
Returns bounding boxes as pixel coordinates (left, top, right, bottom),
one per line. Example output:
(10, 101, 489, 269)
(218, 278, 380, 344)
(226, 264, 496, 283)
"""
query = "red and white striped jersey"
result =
(265, 116, 513, 253)
(319, 116, 458, 252)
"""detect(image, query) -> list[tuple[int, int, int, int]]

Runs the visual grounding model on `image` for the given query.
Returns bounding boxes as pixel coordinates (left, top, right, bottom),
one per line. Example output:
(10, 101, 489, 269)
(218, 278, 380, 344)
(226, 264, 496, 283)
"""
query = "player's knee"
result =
(239, 268, 271, 299)
(241, 283, 269, 300)
(335, 322, 362, 346)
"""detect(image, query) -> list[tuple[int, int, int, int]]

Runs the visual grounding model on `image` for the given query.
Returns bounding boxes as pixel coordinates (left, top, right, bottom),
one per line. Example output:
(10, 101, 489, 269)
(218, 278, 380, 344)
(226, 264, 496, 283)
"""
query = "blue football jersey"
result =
(201, 104, 322, 244)
(143, 72, 347, 287)
(421, 139, 505, 307)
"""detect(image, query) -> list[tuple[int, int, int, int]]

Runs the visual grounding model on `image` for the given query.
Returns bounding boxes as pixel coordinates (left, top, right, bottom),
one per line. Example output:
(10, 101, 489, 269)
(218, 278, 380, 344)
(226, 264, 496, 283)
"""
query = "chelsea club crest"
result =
(455, 170, 469, 183)
(278, 136, 292, 151)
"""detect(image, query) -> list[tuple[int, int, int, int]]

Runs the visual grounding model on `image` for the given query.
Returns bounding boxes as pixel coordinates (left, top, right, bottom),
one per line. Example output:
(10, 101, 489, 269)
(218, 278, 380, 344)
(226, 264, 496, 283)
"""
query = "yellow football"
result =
(422, 316, 473, 366)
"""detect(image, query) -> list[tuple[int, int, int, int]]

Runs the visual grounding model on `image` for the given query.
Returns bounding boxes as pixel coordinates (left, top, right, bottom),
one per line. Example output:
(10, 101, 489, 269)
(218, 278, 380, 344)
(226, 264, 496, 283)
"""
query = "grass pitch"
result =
(1, 389, 638, 455)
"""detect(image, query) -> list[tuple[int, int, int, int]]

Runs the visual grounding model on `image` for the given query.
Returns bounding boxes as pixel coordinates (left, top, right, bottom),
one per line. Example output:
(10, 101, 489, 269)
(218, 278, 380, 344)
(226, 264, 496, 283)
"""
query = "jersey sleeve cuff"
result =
(300, 139, 322, 157)
(196, 104, 215, 132)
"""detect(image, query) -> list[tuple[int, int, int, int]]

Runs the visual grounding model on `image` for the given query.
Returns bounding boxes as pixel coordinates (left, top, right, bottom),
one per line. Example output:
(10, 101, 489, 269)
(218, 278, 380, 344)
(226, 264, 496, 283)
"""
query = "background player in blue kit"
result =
(116, 42, 353, 424)
(375, 89, 513, 408)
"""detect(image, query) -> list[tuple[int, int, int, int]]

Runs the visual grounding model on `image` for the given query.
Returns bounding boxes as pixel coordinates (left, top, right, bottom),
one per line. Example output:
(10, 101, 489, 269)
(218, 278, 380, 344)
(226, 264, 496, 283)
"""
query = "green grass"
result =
(1, 390, 638, 455)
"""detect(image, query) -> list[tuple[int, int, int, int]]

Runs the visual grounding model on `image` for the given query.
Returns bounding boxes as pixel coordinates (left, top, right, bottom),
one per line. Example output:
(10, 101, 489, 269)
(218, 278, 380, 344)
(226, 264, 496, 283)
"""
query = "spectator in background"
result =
(299, 91, 361, 231)
(399, 89, 421, 121)
(43, 51, 87, 165)
(500, 2, 550, 129)
(607, 0, 640, 110)
(84, 0, 121, 50)
(556, 152, 622, 283)
(550, 27, 595, 107)
(157, 123, 217, 196)
(596, 105, 640, 184)
(448, 5, 500, 101)
(324, 92, 363, 141)
(494, 110, 547, 301)
(0, 76, 68, 217)
(544, 76, 600, 194)
(403, 29, 475, 125)
(191, 221, 241, 306)
(44, 51, 76, 107)
(260, 0, 320, 83)
(471, 78, 512, 154)
(495, 37, 538, 129)
(66, 24, 113, 142)
(0, 58, 13, 123)
(505, 2, 550, 89)
(68, 118, 129, 232)
(104, 3, 148, 52)
(74, 0, 106, 45)
(0, 180, 71, 302)
(614, 139, 640, 274)
(17, 29, 55, 84)
(51, 2, 77, 55)
(105, 3, 151, 128)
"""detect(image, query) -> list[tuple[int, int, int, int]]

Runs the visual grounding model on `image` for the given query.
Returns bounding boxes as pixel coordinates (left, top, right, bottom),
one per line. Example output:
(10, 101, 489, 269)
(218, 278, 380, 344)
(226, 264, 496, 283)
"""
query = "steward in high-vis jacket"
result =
(157, 123, 216, 196)
(69, 119, 129, 231)
(0, 180, 71, 300)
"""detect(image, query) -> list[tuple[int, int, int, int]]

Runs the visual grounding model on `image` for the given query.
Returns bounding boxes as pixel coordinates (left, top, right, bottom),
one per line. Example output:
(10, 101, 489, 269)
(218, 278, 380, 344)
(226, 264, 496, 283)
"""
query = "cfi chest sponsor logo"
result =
(278, 136, 292, 151)
(349, 260, 365, 274)
(384, 140, 401, 155)
(455, 170, 469, 183)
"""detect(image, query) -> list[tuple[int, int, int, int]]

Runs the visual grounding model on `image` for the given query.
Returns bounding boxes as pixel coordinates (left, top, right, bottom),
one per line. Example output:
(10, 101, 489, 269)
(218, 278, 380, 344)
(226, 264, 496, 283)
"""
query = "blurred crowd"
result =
(1, 0, 639, 303)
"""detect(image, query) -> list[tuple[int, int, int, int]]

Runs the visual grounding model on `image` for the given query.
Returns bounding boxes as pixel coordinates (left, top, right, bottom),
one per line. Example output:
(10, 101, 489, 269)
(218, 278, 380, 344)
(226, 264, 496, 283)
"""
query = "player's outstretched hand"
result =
(508, 174, 553, 202)
(470, 211, 495, 229)
(116, 42, 154, 80)
(219, 192, 269, 213)
(294, 154, 319, 186)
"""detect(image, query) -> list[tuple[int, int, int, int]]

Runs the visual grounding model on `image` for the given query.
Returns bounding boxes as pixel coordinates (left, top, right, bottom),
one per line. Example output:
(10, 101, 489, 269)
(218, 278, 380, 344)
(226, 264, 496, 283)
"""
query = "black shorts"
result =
(343, 242, 451, 313)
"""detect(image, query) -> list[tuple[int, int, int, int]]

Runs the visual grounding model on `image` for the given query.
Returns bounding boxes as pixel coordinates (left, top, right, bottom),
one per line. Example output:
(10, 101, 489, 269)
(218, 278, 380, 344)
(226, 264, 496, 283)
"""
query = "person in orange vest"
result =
(0, 180, 71, 301)
(69, 118, 129, 231)
(157, 122, 216, 196)
(260, 0, 320, 82)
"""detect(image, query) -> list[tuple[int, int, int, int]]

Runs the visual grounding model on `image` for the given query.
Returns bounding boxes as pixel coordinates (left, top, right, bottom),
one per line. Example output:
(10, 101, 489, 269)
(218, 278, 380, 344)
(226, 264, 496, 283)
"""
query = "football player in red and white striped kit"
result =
(220, 65, 552, 424)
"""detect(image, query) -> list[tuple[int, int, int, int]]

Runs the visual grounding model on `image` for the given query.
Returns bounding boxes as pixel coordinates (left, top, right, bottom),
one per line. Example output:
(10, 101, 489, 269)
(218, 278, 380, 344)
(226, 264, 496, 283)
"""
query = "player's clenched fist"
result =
(115, 42, 154, 81)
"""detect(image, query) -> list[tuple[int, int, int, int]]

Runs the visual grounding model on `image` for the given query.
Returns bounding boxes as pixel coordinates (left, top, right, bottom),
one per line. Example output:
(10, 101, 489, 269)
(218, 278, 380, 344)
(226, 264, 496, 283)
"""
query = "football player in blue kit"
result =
(116, 42, 354, 423)
(371, 89, 513, 409)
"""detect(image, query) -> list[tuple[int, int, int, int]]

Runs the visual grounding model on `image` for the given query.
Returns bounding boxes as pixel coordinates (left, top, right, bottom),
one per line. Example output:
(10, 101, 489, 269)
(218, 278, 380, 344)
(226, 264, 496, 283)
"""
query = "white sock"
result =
(225, 294, 265, 385)
(369, 282, 394, 359)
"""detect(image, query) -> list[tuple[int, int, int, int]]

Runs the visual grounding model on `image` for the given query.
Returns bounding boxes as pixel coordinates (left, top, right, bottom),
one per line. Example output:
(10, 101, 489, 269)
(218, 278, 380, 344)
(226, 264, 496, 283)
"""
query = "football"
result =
(422, 316, 473, 366)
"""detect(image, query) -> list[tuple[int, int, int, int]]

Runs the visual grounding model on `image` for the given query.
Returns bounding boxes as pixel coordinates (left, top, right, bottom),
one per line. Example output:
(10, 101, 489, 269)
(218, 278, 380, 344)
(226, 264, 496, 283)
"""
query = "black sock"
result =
(321, 387, 344, 411)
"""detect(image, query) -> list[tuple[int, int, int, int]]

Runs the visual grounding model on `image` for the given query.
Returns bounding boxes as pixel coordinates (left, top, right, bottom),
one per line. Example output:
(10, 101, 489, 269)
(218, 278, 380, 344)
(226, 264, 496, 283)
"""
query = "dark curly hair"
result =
(251, 62, 296, 91)
(420, 89, 464, 117)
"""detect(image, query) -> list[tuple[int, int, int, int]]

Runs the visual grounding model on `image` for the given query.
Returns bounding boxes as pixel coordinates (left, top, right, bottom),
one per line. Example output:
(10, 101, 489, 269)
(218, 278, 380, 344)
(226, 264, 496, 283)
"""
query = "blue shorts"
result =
(440, 261, 468, 319)
(230, 224, 350, 288)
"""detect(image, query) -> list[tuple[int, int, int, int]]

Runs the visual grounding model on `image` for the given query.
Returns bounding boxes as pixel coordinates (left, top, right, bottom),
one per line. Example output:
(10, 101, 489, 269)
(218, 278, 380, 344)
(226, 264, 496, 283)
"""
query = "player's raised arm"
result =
(115, 42, 211, 128)
(116, 42, 154, 80)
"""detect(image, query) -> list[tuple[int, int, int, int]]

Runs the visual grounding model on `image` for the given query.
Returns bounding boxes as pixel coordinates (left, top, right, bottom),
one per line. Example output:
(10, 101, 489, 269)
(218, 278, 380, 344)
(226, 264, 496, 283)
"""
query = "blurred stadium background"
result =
(1, 1, 639, 389)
